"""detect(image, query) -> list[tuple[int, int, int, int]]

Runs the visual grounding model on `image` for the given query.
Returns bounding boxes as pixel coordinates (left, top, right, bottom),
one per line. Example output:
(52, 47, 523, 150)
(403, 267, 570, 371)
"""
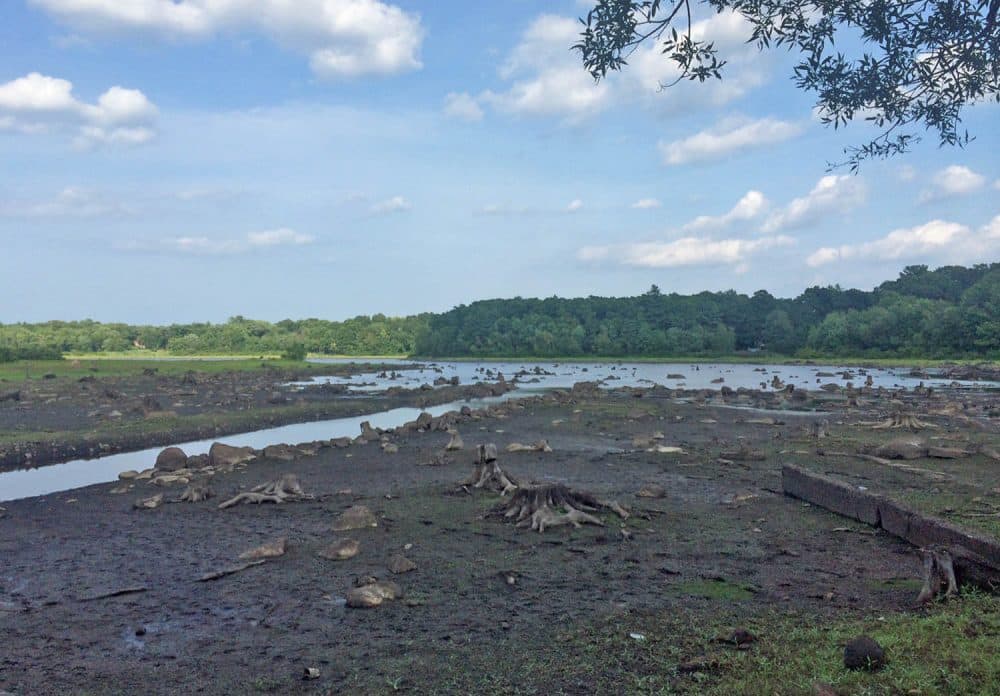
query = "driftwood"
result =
(218, 474, 312, 509)
(498, 484, 629, 533)
(197, 559, 267, 582)
(79, 586, 148, 602)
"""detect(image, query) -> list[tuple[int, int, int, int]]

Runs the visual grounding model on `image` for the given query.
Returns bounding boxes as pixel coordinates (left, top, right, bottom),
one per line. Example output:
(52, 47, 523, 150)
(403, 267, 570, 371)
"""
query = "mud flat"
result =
(1, 380, 998, 693)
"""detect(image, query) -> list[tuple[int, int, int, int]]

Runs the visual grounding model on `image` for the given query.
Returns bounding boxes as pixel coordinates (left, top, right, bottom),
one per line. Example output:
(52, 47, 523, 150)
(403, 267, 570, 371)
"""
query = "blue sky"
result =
(1, 0, 998, 324)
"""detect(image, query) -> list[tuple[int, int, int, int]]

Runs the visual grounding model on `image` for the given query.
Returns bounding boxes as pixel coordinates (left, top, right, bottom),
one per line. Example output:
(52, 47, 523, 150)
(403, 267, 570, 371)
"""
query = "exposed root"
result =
(869, 414, 939, 430)
(176, 483, 214, 503)
(917, 547, 959, 603)
(459, 444, 518, 495)
(218, 474, 313, 509)
(497, 484, 629, 533)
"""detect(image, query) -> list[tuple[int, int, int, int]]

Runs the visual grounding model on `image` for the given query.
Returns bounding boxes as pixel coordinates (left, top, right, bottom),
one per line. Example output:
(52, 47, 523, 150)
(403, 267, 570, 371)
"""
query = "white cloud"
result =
(659, 117, 803, 166)
(683, 190, 768, 232)
(0, 72, 157, 146)
(806, 216, 1000, 267)
(443, 92, 483, 122)
(920, 164, 986, 201)
(631, 198, 662, 210)
(247, 227, 314, 247)
(579, 234, 794, 268)
(119, 228, 314, 255)
(566, 199, 583, 212)
(31, 0, 424, 78)
(472, 10, 769, 123)
(0, 186, 128, 217)
(761, 175, 866, 233)
(371, 195, 411, 214)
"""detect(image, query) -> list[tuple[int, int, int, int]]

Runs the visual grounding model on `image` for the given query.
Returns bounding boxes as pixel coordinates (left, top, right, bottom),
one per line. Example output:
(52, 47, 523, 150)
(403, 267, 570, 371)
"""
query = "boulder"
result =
(209, 442, 256, 468)
(333, 505, 378, 531)
(154, 447, 188, 472)
(263, 444, 299, 461)
(876, 437, 926, 460)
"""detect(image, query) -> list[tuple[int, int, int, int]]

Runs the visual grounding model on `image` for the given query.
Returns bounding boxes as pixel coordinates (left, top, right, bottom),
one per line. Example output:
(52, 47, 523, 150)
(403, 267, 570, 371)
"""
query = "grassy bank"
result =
(0, 357, 384, 382)
(427, 593, 1000, 694)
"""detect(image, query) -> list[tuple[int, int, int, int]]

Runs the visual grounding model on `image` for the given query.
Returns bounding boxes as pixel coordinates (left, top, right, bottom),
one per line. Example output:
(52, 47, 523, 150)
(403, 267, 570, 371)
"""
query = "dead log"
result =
(79, 586, 148, 602)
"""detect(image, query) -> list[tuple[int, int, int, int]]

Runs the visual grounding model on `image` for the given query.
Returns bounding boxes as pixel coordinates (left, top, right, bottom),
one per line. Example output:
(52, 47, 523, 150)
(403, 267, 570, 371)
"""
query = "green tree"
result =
(576, 1, 1000, 169)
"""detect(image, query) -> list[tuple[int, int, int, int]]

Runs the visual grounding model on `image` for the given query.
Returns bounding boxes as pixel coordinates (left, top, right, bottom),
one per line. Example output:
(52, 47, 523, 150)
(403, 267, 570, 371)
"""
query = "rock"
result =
(186, 454, 210, 469)
(346, 581, 402, 608)
(387, 554, 417, 574)
(844, 635, 886, 671)
(133, 493, 164, 510)
(263, 444, 299, 461)
(0, 390, 20, 403)
(381, 442, 399, 454)
(637, 484, 666, 498)
(266, 391, 288, 404)
(118, 470, 139, 480)
(876, 438, 926, 460)
(332, 505, 378, 531)
(239, 537, 287, 560)
(317, 538, 360, 560)
(154, 447, 188, 472)
(209, 442, 256, 468)
(359, 421, 381, 442)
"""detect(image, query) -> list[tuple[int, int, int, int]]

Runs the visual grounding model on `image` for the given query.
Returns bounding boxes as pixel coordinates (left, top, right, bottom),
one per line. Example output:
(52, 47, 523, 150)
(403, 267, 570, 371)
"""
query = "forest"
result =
(2, 264, 998, 362)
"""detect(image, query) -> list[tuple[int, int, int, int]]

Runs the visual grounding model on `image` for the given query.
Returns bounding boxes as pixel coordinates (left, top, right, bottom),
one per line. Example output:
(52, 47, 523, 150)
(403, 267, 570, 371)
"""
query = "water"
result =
(301, 358, 992, 393)
(2, 359, 994, 503)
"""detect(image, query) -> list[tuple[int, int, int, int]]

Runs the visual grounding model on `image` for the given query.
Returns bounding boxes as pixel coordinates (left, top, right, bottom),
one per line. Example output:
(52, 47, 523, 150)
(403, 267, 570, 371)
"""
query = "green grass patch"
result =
(669, 578, 756, 601)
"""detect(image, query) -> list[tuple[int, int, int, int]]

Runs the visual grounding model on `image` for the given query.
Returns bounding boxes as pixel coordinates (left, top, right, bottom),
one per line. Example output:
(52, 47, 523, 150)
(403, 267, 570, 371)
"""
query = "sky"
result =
(1, 0, 998, 324)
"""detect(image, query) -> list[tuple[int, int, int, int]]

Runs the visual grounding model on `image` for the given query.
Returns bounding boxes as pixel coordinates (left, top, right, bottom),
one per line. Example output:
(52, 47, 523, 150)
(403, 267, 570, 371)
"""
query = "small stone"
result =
(118, 470, 139, 480)
(844, 635, 886, 671)
(317, 538, 360, 561)
(346, 581, 402, 609)
(637, 484, 666, 498)
(387, 554, 416, 574)
(239, 537, 287, 560)
(332, 505, 377, 531)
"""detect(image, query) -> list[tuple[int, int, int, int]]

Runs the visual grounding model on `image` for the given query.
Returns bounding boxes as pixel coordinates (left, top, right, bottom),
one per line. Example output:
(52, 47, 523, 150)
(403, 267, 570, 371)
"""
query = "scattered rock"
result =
(844, 635, 886, 671)
(346, 580, 402, 608)
(263, 443, 299, 461)
(387, 554, 417, 574)
(381, 442, 399, 454)
(118, 470, 139, 480)
(637, 484, 666, 499)
(239, 537, 287, 560)
(318, 538, 360, 561)
(133, 493, 164, 510)
(875, 438, 926, 460)
(332, 505, 378, 531)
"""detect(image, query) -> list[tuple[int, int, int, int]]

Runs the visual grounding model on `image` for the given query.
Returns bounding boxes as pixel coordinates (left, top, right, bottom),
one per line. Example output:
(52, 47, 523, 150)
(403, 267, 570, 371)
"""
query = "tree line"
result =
(1, 264, 998, 362)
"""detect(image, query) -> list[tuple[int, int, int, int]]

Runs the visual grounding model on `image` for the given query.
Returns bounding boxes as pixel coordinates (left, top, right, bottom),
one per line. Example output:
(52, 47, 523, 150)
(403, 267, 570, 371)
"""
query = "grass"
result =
(0, 357, 392, 382)
(418, 592, 1000, 695)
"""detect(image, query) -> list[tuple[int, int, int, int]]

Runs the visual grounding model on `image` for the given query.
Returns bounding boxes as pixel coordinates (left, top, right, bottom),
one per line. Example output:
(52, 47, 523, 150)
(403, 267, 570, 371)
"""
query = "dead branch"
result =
(868, 414, 939, 430)
(79, 586, 148, 602)
(197, 559, 267, 582)
(176, 483, 214, 503)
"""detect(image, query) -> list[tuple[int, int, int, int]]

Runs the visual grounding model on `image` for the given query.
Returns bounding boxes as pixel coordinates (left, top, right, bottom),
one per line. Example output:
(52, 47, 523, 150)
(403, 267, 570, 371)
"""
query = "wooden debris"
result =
(218, 474, 312, 509)
(79, 586, 148, 602)
(197, 559, 267, 582)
